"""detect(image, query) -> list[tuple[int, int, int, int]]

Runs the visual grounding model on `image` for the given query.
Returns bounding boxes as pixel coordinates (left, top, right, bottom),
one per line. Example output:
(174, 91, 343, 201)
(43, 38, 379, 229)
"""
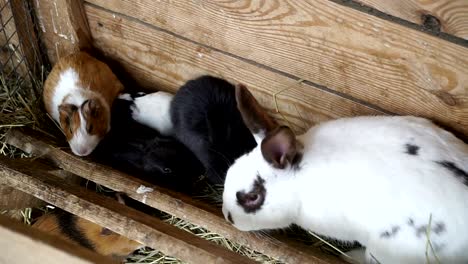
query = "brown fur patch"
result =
(59, 104, 80, 141)
(81, 99, 109, 138)
(235, 84, 277, 135)
(33, 213, 141, 259)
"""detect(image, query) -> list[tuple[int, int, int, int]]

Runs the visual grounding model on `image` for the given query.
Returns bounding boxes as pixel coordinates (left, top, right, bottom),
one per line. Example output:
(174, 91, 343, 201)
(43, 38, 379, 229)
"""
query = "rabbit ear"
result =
(261, 126, 300, 169)
(235, 84, 277, 143)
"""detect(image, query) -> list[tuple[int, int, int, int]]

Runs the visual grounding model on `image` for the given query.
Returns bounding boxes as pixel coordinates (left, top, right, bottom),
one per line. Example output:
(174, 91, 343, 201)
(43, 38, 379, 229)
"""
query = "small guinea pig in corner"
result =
(170, 75, 257, 184)
(92, 92, 204, 192)
(222, 85, 468, 264)
(43, 52, 124, 156)
(32, 195, 143, 261)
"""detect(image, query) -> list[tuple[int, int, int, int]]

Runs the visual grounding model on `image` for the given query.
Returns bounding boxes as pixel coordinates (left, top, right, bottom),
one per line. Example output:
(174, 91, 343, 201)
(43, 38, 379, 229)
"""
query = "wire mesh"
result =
(0, 0, 47, 94)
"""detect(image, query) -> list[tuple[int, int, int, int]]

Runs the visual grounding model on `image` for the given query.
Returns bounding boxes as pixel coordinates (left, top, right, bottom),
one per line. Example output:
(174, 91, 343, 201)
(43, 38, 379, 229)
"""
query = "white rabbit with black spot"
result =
(222, 85, 468, 264)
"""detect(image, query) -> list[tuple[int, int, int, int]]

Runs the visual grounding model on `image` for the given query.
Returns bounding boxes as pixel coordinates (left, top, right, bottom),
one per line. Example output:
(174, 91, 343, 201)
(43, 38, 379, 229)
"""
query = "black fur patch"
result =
(57, 212, 94, 250)
(436, 161, 468, 183)
(405, 144, 419, 155)
(380, 226, 400, 238)
(227, 212, 234, 225)
(433, 222, 446, 235)
(236, 175, 266, 214)
(414, 221, 446, 238)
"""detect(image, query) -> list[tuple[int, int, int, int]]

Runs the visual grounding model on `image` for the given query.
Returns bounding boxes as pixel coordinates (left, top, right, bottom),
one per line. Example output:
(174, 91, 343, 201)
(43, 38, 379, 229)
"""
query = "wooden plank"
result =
(32, 0, 92, 64)
(354, 0, 468, 40)
(0, 156, 257, 264)
(85, 0, 468, 136)
(10, 0, 43, 81)
(86, 4, 382, 134)
(0, 0, 31, 84)
(0, 214, 118, 264)
(6, 128, 346, 264)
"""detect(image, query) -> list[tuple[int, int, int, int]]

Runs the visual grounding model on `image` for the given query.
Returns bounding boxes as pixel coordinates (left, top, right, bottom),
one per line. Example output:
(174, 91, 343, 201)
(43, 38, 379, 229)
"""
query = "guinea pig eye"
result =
(163, 167, 172, 174)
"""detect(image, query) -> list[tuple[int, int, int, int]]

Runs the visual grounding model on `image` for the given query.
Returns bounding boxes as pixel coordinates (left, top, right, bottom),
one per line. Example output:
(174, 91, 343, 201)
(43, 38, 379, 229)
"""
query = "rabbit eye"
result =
(245, 193, 258, 202)
(163, 167, 172, 174)
(236, 175, 266, 214)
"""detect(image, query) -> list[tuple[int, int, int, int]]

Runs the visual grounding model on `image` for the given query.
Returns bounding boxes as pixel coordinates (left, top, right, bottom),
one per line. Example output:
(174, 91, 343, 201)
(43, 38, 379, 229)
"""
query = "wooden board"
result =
(354, 0, 468, 40)
(85, 0, 468, 136)
(32, 0, 92, 64)
(9, 0, 43, 80)
(6, 128, 346, 264)
(0, 214, 118, 264)
(0, 156, 257, 264)
(85, 4, 383, 134)
(0, 0, 32, 84)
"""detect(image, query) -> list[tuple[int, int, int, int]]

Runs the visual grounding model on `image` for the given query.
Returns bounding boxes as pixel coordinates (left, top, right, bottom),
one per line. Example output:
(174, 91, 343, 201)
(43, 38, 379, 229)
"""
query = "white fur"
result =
(223, 116, 468, 264)
(131, 91, 174, 136)
(118, 93, 132, 101)
(51, 68, 109, 156)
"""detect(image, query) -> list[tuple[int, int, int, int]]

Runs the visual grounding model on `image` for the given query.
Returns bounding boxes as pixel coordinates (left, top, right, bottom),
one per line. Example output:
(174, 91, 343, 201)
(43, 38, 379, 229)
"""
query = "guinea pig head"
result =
(222, 84, 302, 231)
(59, 98, 110, 156)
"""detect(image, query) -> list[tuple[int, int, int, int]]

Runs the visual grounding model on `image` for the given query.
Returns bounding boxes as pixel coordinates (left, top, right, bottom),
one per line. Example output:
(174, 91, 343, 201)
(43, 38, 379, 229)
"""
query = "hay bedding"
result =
(0, 68, 355, 263)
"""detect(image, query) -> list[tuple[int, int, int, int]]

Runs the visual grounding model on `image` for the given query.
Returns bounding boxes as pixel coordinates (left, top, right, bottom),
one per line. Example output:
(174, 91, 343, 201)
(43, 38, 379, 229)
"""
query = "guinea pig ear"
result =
(261, 126, 300, 169)
(81, 99, 101, 118)
(235, 84, 277, 143)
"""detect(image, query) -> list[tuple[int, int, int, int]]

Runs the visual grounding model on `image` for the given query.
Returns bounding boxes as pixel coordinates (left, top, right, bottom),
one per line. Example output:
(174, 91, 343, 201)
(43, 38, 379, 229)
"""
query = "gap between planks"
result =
(339, 0, 468, 43)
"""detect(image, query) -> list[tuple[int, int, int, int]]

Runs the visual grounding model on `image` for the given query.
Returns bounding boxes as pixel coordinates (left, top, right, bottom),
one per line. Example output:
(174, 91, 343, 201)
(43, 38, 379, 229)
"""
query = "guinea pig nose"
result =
(73, 147, 91, 156)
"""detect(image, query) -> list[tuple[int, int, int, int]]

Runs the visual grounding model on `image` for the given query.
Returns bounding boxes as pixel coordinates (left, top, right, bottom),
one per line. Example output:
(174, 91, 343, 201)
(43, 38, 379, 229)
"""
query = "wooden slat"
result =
(85, 0, 468, 136)
(354, 0, 468, 40)
(6, 128, 345, 264)
(0, 214, 118, 264)
(33, 0, 92, 64)
(85, 4, 382, 134)
(0, 0, 32, 84)
(10, 0, 43, 80)
(0, 156, 256, 264)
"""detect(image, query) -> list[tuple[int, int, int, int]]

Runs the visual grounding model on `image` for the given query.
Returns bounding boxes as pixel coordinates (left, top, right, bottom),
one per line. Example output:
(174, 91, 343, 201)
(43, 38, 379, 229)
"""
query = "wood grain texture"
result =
(0, 156, 256, 264)
(86, 5, 382, 134)
(0, 0, 33, 84)
(6, 127, 346, 264)
(85, 0, 468, 136)
(9, 0, 43, 79)
(354, 0, 468, 39)
(0, 214, 118, 264)
(33, 0, 92, 64)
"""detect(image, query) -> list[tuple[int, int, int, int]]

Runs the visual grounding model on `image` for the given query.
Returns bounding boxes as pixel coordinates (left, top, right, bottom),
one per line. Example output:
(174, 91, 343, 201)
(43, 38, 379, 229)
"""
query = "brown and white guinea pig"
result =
(43, 52, 124, 156)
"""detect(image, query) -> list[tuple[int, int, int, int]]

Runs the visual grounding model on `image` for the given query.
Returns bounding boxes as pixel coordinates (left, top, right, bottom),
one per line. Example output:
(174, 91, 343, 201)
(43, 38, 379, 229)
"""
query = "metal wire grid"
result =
(0, 0, 45, 92)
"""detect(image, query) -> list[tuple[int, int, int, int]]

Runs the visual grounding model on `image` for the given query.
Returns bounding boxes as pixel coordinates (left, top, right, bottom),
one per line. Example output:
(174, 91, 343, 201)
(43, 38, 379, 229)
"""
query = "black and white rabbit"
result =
(170, 75, 257, 184)
(92, 92, 204, 192)
(222, 85, 468, 264)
